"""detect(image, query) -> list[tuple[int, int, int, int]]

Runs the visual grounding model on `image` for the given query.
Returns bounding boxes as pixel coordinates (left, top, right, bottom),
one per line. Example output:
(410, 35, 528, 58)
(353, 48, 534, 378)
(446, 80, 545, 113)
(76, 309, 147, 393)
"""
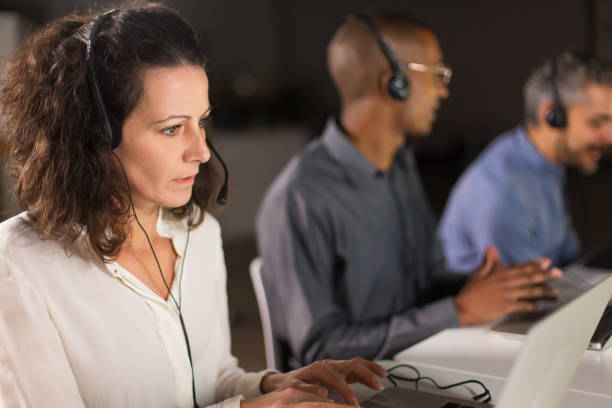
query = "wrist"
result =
(453, 295, 469, 326)
(259, 371, 280, 394)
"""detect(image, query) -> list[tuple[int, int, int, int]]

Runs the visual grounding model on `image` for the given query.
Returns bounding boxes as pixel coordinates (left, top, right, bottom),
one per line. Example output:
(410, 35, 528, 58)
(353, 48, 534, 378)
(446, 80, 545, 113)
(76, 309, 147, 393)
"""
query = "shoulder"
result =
(474, 130, 520, 174)
(455, 130, 525, 193)
(260, 138, 343, 210)
(0, 212, 100, 279)
(199, 212, 222, 241)
(444, 130, 531, 221)
(0, 213, 87, 304)
(0, 212, 57, 267)
(185, 211, 227, 264)
(0, 212, 37, 246)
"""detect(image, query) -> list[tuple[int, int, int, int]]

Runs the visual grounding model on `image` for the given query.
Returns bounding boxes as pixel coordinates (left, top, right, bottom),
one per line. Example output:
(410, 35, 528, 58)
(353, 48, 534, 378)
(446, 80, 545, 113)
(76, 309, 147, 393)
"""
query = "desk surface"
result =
(392, 327, 612, 407)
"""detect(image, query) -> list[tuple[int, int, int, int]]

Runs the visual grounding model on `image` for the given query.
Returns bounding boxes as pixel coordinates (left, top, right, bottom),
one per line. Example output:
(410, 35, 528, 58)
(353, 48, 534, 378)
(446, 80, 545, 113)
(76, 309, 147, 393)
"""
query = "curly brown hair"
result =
(0, 2, 220, 260)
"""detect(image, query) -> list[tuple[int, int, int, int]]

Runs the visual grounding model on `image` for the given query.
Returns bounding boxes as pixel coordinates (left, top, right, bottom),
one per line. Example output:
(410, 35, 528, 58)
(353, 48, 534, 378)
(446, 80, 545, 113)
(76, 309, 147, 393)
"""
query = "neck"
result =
(340, 99, 405, 171)
(126, 201, 162, 250)
(525, 123, 563, 167)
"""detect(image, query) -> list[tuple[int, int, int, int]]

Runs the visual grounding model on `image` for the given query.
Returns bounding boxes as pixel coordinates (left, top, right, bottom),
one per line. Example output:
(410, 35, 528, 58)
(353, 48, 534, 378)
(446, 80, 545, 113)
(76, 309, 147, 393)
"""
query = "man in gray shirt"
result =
(256, 12, 561, 370)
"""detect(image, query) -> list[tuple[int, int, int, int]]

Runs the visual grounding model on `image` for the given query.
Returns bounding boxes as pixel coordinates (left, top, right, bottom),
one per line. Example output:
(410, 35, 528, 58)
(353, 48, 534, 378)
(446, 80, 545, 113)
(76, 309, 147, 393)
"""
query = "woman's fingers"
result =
(280, 386, 355, 407)
(260, 358, 386, 406)
(307, 360, 359, 406)
(292, 382, 329, 399)
(241, 388, 354, 408)
(353, 357, 388, 378)
(333, 358, 385, 390)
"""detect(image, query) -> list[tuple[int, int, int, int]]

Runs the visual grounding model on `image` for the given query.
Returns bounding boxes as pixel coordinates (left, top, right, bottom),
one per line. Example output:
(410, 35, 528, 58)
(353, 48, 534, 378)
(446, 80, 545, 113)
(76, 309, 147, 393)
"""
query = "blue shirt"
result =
(256, 118, 464, 369)
(438, 126, 580, 273)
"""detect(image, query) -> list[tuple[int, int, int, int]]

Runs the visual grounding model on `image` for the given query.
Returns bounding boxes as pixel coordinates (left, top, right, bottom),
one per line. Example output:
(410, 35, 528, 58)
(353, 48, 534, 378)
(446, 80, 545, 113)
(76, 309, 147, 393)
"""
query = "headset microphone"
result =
(86, 10, 213, 407)
(206, 139, 228, 206)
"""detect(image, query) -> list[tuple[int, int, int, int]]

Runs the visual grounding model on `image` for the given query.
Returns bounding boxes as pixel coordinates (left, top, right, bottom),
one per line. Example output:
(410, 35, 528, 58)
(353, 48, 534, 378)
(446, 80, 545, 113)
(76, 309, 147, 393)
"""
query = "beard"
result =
(555, 133, 607, 175)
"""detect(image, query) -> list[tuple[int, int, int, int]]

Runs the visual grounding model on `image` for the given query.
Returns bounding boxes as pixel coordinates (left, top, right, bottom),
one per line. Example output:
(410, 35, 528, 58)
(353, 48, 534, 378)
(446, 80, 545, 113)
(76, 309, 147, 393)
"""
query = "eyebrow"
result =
(151, 107, 212, 125)
(590, 113, 612, 121)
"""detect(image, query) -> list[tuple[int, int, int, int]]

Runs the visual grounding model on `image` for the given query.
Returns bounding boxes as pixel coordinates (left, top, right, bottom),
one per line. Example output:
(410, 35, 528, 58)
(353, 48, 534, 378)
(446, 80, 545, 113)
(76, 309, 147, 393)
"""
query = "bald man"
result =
(256, 12, 561, 370)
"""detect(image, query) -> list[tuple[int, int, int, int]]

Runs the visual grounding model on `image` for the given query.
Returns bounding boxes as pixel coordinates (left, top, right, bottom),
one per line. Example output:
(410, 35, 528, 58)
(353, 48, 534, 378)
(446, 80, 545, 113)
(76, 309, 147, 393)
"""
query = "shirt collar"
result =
(321, 117, 411, 186)
(516, 126, 565, 178)
(102, 207, 190, 303)
(156, 207, 189, 256)
(100, 207, 189, 269)
(322, 117, 378, 181)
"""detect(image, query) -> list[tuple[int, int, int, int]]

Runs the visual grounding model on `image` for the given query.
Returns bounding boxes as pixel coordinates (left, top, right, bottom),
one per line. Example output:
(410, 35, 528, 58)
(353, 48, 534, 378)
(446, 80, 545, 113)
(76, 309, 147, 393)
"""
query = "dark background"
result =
(0, 0, 602, 146)
(1, 0, 612, 370)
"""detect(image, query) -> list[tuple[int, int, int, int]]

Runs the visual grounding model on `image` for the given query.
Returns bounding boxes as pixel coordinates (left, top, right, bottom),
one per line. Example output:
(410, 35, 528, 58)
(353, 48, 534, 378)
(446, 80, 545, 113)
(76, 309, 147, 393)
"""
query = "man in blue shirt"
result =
(256, 12, 562, 369)
(439, 52, 612, 274)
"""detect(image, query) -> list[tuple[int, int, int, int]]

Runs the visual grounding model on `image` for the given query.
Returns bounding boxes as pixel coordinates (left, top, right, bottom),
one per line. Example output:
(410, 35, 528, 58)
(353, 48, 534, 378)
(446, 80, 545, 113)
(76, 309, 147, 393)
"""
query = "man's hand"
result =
(258, 357, 387, 406)
(454, 245, 562, 326)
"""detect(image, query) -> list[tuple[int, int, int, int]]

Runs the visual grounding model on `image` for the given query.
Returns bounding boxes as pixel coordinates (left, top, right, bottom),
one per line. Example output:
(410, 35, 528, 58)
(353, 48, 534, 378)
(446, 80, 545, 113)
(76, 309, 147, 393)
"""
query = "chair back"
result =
(249, 257, 278, 371)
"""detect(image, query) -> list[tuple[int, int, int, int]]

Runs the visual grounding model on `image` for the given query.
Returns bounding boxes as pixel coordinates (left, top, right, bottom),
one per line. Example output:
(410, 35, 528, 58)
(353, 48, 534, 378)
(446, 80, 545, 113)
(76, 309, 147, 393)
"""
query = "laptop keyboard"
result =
(440, 403, 477, 408)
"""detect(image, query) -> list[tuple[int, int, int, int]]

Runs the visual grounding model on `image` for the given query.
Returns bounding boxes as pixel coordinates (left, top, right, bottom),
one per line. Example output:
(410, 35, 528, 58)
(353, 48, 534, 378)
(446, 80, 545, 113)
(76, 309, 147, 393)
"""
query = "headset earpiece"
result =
(388, 71, 410, 101)
(546, 103, 567, 129)
(546, 56, 567, 129)
(87, 10, 228, 206)
(353, 13, 410, 101)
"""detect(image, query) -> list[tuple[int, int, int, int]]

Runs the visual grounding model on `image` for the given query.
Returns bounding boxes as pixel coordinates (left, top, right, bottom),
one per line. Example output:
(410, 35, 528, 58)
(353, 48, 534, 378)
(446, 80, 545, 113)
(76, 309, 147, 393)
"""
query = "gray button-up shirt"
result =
(256, 118, 464, 369)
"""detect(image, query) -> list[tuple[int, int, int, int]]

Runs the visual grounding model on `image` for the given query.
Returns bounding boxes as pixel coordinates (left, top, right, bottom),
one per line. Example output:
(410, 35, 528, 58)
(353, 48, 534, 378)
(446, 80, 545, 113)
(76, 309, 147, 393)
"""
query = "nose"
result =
(438, 81, 449, 99)
(185, 125, 211, 164)
(598, 121, 612, 145)
(604, 129, 612, 145)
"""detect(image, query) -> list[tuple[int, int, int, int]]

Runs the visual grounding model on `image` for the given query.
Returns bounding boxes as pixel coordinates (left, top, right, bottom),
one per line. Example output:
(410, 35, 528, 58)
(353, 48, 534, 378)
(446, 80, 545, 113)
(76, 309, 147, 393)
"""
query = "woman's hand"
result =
(241, 388, 352, 408)
(259, 357, 388, 406)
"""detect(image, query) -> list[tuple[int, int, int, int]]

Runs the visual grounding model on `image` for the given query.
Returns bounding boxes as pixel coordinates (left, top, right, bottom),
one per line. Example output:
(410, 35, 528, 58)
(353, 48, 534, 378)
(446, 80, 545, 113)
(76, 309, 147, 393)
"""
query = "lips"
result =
(173, 174, 197, 184)
(431, 105, 440, 117)
(586, 146, 607, 161)
(590, 151, 603, 160)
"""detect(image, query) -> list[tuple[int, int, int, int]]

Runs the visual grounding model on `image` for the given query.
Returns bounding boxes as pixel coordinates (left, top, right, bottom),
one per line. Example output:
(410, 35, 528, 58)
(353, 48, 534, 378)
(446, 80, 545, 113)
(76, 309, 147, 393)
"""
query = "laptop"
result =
(362, 274, 612, 408)
(492, 262, 612, 349)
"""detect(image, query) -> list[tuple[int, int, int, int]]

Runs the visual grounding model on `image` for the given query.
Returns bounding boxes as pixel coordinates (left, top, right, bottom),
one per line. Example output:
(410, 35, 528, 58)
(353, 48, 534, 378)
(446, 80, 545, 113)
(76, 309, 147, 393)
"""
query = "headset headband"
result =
(86, 9, 122, 149)
(352, 13, 402, 72)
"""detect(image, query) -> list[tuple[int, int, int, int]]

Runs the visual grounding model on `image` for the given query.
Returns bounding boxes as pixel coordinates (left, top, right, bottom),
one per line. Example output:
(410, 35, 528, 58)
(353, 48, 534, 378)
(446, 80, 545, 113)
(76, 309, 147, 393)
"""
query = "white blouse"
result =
(0, 210, 268, 408)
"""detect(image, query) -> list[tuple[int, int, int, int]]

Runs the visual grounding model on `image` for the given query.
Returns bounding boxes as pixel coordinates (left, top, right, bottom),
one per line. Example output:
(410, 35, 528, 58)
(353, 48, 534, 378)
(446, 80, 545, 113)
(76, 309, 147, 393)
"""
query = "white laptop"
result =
(362, 274, 612, 408)
(492, 263, 612, 350)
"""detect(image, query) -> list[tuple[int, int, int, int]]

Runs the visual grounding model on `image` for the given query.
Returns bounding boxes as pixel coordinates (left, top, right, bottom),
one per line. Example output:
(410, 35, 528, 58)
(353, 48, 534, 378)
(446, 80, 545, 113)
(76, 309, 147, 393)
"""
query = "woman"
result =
(0, 3, 386, 407)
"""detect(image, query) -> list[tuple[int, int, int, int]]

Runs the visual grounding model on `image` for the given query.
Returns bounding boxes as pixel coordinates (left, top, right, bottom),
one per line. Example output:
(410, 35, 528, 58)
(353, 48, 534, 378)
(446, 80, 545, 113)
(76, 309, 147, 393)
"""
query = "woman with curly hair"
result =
(0, 3, 386, 407)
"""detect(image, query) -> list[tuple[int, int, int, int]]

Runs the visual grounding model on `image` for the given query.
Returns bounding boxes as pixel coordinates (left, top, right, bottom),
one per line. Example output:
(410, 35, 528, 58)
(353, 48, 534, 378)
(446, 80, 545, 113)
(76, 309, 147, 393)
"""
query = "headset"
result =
(85, 9, 230, 408)
(352, 13, 410, 101)
(85, 9, 229, 206)
(546, 56, 568, 129)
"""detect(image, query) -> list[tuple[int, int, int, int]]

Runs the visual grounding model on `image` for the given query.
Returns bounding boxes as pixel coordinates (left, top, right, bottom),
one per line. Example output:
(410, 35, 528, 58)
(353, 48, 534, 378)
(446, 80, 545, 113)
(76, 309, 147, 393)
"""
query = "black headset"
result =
(85, 10, 236, 408)
(352, 13, 410, 101)
(546, 56, 568, 129)
(85, 9, 229, 206)
(86, 10, 123, 149)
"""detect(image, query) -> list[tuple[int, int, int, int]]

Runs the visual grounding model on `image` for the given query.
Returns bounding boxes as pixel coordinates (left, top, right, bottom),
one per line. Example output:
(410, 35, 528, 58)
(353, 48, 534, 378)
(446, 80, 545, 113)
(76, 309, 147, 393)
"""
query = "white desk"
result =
(390, 327, 612, 407)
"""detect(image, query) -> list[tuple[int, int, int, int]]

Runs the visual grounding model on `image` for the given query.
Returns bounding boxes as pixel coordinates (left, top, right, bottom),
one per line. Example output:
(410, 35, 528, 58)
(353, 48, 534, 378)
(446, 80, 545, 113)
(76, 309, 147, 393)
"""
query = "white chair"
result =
(249, 257, 277, 371)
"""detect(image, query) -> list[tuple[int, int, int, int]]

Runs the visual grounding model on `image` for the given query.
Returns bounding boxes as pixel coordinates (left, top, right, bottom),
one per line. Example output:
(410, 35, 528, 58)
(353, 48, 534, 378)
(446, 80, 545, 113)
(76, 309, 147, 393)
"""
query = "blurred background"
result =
(1, 0, 612, 370)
